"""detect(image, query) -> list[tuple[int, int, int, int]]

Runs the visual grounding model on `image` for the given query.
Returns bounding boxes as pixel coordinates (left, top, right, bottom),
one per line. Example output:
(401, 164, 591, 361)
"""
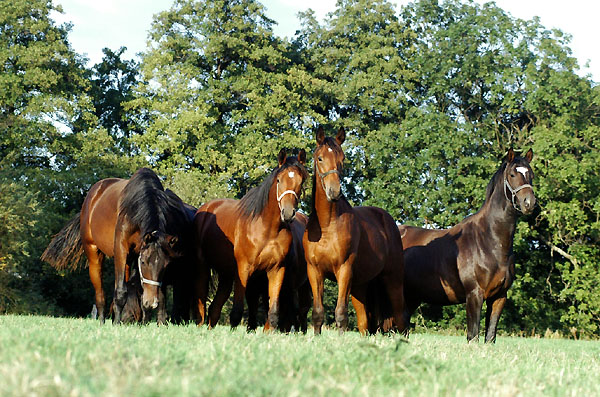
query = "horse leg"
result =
(85, 244, 105, 323)
(382, 272, 408, 334)
(297, 282, 312, 333)
(230, 267, 250, 328)
(334, 263, 353, 333)
(192, 264, 210, 326)
(112, 234, 129, 324)
(207, 273, 233, 328)
(157, 284, 167, 325)
(485, 292, 507, 343)
(266, 266, 285, 332)
(465, 287, 484, 342)
(245, 276, 261, 331)
(350, 285, 369, 336)
(307, 262, 325, 335)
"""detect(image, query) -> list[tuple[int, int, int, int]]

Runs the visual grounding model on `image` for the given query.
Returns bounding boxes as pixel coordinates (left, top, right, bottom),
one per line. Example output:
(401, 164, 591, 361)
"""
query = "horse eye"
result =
(510, 174, 515, 177)
(277, 178, 280, 183)
(318, 156, 323, 162)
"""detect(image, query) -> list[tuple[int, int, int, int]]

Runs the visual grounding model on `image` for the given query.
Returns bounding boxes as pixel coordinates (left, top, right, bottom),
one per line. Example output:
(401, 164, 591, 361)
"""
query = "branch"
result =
(540, 235, 578, 267)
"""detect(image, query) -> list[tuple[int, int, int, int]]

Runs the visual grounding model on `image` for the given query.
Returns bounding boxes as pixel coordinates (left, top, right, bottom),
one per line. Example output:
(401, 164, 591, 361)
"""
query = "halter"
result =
(276, 182, 298, 211)
(504, 177, 533, 212)
(317, 167, 341, 194)
(137, 256, 162, 287)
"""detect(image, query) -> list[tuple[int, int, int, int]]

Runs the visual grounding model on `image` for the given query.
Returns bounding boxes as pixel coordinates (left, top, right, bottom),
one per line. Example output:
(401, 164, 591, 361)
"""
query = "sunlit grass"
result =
(0, 315, 598, 396)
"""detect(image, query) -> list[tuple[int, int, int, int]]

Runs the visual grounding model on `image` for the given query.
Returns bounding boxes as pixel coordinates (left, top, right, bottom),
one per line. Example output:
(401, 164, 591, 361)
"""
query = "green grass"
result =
(0, 315, 598, 396)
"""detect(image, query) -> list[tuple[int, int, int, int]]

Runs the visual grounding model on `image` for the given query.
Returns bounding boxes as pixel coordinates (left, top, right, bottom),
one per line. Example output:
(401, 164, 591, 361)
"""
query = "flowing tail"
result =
(41, 213, 86, 271)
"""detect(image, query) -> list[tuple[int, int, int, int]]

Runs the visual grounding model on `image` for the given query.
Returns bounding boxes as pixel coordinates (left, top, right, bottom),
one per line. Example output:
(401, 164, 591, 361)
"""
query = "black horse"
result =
(398, 149, 535, 342)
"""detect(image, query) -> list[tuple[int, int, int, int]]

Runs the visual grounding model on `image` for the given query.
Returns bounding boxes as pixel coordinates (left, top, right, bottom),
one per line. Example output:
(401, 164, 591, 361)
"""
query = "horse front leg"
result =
(307, 261, 325, 335)
(466, 286, 484, 343)
(157, 284, 167, 325)
(334, 262, 353, 333)
(350, 285, 369, 335)
(230, 266, 250, 328)
(112, 234, 129, 325)
(266, 266, 285, 332)
(485, 292, 507, 343)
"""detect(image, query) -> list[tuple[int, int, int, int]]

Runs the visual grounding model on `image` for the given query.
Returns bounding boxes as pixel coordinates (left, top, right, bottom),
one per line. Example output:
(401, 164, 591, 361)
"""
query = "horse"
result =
(398, 148, 535, 343)
(245, 212, 312, 332)
(42, 168, 191, 324)
(303, 126, 407, 335)
(191, 149, 308, 330)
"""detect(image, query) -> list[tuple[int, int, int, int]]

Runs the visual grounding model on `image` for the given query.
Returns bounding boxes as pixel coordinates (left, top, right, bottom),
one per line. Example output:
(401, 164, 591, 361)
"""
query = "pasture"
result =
(1, 315, 598, 396)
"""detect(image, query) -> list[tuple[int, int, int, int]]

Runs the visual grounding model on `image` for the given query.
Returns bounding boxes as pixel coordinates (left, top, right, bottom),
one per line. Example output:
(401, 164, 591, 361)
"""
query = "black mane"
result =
(119, 168, 188, 236)
(237, 156, 308, 219)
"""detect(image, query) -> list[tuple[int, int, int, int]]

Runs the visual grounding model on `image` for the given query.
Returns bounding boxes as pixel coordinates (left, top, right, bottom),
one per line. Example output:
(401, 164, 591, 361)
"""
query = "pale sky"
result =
(52, 0, 598, 83)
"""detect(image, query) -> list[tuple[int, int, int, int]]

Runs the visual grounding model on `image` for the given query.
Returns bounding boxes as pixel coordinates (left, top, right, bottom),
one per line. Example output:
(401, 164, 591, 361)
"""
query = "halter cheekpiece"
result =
(138, 255, 162, 287)
(504, 177, 532, 212)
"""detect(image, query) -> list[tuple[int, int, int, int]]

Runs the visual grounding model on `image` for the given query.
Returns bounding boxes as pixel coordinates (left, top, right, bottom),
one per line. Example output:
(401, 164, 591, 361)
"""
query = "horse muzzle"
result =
(142, 294, 159, 310)
(280, 207, 297, 223)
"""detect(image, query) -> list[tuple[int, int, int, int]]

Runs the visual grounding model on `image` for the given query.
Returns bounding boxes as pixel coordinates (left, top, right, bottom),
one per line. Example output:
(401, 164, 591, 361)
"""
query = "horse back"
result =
(81, 178, 127, 257)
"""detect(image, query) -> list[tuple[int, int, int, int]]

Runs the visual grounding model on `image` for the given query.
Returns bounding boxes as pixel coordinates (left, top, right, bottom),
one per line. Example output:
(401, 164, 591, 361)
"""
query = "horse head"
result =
(275, 148, 308, 223)
(503, 148, 536, 214)
(314, 126, 346, 202)
(138, 230, 182, 310)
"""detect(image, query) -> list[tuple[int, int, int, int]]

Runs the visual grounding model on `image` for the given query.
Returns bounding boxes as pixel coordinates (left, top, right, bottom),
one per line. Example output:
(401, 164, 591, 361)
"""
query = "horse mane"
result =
(237, 155, 308, 219)
(119, 168, 187, 236)
(483, 161, 507, 203)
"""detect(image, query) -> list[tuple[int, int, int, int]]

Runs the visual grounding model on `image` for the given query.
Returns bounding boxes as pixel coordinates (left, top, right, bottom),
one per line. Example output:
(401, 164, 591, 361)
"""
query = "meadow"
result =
(0, 315, 598, 396)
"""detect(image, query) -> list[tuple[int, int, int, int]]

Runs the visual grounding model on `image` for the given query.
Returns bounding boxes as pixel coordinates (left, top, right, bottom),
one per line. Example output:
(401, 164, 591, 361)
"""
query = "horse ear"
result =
(336, 127, 346, 145)
(525, 148, 533, 163)
(298, 149, 306, 165)
(316, 126, 325, 145)
(277, 148, 287, 167)
(505, 148, 515, 163)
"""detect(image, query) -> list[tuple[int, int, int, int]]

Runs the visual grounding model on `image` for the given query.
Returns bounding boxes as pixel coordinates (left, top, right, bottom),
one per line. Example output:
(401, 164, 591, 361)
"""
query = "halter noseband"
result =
(504, 176, 533, 212)
(317, 167, 341, 193)
(276, 183, 298, 211)
(137, 256, 162, 287)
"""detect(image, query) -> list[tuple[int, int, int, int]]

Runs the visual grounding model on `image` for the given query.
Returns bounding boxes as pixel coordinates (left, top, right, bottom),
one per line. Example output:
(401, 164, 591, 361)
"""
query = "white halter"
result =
(137, 256, 162, 287)
(276, 183, 298, 211)
(504, 177, 533, 212)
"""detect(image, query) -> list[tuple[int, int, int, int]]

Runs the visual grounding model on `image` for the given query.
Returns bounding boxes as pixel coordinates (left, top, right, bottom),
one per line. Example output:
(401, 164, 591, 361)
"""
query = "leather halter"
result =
(504, 177, 533, 212)
(317, 167, 341, 193)
(137, 255, 162, 287)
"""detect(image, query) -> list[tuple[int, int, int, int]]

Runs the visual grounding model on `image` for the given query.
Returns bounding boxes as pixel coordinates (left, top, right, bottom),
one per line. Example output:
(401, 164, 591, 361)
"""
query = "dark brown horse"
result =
(398, 149, 535, 343)
(192, 149, 308, 330)
(303, 127, 407, 335)
(42, 168, 190, 324)
(245, 212, 312, 332)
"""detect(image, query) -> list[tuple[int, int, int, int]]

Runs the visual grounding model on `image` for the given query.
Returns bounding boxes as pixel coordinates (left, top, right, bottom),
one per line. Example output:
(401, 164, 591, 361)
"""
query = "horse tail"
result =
(41, 213, 86, 271)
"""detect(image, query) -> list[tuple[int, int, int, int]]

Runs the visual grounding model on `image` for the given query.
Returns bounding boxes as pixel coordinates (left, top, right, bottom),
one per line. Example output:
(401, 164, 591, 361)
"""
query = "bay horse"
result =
(398, 149, 535, 343)
(245, 212, 312, 332)
(42, 168, 190, 324)
(192, 149, 308, 330)
(303, 127, 407, 335)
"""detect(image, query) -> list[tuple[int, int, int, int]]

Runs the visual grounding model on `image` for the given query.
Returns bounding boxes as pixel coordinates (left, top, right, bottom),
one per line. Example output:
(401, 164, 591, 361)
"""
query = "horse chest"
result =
(244, 232, 291, 270)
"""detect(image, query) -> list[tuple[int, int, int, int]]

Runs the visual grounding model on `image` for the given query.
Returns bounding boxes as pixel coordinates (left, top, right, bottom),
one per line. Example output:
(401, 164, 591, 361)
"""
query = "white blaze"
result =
(288, 171, 295, 178)
(328, 148, 333, 152)
(516, 166, 528, 177)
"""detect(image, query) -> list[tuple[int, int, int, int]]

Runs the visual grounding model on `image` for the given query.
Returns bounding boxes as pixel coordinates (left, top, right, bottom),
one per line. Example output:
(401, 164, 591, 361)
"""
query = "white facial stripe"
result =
(288, 171, 295, 178)
(516, 167, 528, 178)
(328, 148, 333, 152)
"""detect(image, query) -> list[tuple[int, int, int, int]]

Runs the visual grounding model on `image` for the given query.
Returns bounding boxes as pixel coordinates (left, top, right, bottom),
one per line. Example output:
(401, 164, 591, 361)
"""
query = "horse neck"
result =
(311, 174, 340, 227)
(254, 182, 284, 237)
(478, 176, 520, 247)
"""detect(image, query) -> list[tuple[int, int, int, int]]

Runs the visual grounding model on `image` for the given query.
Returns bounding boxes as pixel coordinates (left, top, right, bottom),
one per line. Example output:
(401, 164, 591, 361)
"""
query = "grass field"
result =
(0, 315, 598, 396)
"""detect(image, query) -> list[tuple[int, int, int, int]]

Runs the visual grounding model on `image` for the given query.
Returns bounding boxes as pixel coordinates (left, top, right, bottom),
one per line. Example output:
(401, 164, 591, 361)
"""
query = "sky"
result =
(52, 0, 599, 82)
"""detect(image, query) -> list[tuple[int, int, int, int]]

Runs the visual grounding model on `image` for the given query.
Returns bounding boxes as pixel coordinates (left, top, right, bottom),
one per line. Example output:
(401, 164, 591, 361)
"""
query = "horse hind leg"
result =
(485, 292, 507, 343)
(85, 244, 105, 323)
(208, 273, 233, 328)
